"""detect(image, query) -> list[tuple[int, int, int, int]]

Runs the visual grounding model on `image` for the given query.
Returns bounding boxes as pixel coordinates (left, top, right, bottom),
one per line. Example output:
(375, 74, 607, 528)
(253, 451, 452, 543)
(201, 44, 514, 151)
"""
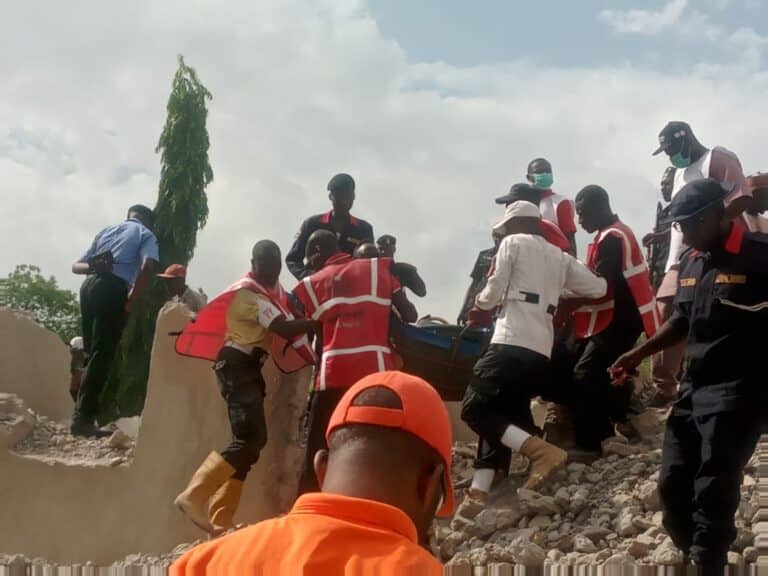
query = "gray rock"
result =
(581, 526, 612, 544)
(108, 429, 133, 449)
(637, 481, 661, 512)
(615, 508, 638, 537)
(439, 533, 463, 560)
(573, 534, 598, 553)
(602, 553, 633, 567)
(651, 539, 684, 565)
(602, 439, 644, 457)
(743, 547, 758, 563)
(627, 538, 652, 558)
(517, 489, 561, 516)
(0, 394, 35, 449)
(507, 536, 546, 566)
(547, 549, 564, 563)
(554, 487, 570, 508)
(528, 515, 551, 530)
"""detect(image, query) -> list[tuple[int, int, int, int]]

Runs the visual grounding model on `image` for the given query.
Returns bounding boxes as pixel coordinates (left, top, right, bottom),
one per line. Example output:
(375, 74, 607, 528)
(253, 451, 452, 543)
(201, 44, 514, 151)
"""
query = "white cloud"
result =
(599, 0, 688, 35)
(2, 0, 768, 321)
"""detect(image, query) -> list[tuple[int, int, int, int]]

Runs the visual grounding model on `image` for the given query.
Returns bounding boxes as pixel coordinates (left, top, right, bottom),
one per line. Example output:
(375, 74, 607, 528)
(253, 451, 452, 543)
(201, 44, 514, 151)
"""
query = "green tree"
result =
(0, 264, 80, 344)
(105, 55, 213, 419)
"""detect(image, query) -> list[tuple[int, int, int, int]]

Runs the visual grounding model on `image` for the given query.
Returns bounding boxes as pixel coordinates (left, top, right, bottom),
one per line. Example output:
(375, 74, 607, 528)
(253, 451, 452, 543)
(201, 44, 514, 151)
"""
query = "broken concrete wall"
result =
(0, 304, 308, 564)
(0, 304, 476, 564)
(0, 308, 71, 421)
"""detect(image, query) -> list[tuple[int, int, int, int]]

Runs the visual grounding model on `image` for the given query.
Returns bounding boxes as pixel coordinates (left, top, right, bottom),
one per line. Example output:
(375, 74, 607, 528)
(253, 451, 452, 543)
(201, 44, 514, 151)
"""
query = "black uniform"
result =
(286, 212, 374, 280)
(659, 224, 768, 568)
(564, 231, 643, 451)
(214, 346, 269, 481)
(457, 247, 495, 324)
(649, 202, 672, 291)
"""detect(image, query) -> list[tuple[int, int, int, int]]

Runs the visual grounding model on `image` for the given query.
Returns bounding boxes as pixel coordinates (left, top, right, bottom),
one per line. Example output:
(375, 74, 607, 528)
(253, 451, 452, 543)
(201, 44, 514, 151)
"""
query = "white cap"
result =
(70, 336, 84, 350)
(492, 200, 540, 234)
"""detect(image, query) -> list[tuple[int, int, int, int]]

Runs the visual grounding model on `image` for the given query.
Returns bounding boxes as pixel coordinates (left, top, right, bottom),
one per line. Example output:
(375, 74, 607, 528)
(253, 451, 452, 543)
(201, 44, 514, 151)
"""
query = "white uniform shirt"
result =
(476, 233, 607, 358)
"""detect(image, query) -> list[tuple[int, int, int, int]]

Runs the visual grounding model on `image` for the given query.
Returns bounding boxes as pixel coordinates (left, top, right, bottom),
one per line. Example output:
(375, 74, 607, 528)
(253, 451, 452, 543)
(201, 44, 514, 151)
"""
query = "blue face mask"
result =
(670, 152, 691, 169)
(532, 172, 554, 189)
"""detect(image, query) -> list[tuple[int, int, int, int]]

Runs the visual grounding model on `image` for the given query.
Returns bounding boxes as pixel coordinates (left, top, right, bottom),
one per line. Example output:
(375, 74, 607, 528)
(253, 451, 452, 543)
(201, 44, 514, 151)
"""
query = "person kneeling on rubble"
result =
(174, 240, 317, 535)
(459, 200, 606, 504)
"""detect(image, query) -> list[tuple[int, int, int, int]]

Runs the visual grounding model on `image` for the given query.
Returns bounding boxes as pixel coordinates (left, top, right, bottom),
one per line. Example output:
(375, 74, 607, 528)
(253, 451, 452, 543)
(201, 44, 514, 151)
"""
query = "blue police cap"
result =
(662, 178, 730, 225)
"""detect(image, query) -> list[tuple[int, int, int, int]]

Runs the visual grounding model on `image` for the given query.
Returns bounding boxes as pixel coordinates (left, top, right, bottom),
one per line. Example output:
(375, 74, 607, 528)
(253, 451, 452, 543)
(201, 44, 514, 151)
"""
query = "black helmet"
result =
(327, 173, 355, 195)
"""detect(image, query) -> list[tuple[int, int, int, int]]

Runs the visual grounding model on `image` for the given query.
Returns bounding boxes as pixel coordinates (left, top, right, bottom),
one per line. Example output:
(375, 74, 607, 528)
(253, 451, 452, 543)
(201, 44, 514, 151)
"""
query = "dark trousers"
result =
(297, 387, 348, 495)
(215, 346, 269, 481)
(461, 344, 555, 471)
(568, 324, 641, 450)
(659, 392, 760, 569)
(75, 274, 127, 423)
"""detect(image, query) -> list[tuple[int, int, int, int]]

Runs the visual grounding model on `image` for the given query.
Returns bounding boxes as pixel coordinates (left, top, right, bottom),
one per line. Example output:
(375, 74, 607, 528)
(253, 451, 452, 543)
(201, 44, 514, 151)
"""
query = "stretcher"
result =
(391, 320, 491, 401)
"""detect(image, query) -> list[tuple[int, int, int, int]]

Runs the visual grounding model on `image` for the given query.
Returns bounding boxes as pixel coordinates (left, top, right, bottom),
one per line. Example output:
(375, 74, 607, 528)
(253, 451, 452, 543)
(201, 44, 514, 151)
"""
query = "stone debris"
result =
(0, 393, 36, 449)
(6, 399, 135, 467)
(440, 406, 761, 569)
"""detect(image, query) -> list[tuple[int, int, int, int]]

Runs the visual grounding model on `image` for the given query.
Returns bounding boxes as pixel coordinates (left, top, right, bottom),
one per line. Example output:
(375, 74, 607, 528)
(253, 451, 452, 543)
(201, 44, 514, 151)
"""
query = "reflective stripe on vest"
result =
(300, 257, 396, 390)
(574, 221, 660, 339)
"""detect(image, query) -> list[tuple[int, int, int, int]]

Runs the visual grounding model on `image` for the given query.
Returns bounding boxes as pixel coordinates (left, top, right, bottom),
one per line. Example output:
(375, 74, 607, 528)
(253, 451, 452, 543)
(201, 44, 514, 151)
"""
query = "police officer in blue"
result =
(286, 173, 374, 280)
(612, 178, 768, 575)
(72, 204, 159, 437)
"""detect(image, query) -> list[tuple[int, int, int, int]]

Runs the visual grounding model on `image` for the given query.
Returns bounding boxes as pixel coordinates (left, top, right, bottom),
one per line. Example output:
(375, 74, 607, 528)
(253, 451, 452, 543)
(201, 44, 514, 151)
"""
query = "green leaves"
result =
(104, 55, 214, 420)
(0, 264, 80, 344)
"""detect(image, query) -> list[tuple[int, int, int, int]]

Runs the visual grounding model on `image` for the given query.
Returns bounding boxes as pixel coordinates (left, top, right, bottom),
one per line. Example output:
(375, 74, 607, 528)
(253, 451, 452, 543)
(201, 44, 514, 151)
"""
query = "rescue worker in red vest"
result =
(293, 230, 417, 495)
(526, 158, 578, 256)
(459, 201, 606, 504)
(611, 179, 768, 575)
(174, 240, 318, 535)
(286, 173, 374, 280)
(560, 185, 660, 458)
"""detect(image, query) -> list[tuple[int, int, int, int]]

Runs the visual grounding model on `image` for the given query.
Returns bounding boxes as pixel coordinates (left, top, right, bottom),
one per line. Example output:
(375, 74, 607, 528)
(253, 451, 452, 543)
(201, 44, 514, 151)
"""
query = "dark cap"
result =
(376, 234, 396, 247)
(653, 121, 691, 156)
(495, 183, 542, 206)
(327, 173, 355, 194)
(662, 178, 729, 225)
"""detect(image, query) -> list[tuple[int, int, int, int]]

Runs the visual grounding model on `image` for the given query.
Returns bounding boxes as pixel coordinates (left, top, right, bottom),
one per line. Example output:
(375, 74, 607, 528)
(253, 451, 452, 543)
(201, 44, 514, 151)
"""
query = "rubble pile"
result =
(437, 409, 760, 570)
(0, 541, 200, 572)
(2, 393, 135, 467)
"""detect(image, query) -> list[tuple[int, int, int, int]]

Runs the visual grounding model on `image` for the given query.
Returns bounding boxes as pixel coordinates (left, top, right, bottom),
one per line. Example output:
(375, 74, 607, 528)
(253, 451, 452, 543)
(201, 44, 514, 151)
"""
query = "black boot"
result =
(70, 419, 113, 438)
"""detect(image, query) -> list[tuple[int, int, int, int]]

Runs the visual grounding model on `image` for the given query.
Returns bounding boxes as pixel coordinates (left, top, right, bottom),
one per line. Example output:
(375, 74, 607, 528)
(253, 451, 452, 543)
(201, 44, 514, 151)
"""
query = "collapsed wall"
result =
(0, 305, 474, 565)
(0, 307, 72, 421)
(0, 304, 308, 564)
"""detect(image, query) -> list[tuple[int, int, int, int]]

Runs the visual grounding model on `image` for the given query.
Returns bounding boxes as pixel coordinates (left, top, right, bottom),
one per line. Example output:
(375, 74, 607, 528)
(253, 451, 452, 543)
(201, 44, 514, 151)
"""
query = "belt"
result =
(224, 341, 268, 362)
(508, 290, 557, 315)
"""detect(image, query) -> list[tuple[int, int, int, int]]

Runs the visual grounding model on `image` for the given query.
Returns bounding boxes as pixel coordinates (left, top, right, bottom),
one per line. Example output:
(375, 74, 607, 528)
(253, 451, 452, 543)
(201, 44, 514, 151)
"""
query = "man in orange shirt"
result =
(171, 371, 452, 575)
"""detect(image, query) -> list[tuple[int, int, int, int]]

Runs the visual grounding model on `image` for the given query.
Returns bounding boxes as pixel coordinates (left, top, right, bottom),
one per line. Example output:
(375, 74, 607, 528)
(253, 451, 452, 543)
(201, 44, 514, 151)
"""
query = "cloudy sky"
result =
(2, 0, 767, 319)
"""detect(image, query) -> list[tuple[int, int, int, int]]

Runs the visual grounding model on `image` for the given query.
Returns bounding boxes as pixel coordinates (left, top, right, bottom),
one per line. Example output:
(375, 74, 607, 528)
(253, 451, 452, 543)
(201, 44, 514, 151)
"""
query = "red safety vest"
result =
(573, 220, 661, 339)
(293, 254, 400, 390)
(540, 220, 570, 252)
(175, 273, 315, 373)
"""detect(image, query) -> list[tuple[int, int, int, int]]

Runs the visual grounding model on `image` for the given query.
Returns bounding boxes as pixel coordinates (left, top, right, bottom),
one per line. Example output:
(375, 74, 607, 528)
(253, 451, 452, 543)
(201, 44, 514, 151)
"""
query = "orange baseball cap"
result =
(157, 264, 187, 279)
(326, 371, 455, 517)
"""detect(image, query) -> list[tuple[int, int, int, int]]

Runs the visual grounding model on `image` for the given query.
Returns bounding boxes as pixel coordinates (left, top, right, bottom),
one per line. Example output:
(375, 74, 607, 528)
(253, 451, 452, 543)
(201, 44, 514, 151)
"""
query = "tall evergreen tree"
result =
(104, 56, 213, 419)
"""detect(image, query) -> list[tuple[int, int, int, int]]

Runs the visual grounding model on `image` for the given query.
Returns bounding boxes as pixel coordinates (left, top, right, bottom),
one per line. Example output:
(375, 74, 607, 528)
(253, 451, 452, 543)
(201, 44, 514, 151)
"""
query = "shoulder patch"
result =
(715, 274, 747, 285)
(679, 278, 697, 287)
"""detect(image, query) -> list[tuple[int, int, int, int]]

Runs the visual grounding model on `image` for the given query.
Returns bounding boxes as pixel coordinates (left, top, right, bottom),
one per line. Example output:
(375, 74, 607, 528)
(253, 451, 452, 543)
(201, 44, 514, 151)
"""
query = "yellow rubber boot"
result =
(518, 436, 567, 491)
(174, 452, 236, 533)
(209, 478, 244, 536)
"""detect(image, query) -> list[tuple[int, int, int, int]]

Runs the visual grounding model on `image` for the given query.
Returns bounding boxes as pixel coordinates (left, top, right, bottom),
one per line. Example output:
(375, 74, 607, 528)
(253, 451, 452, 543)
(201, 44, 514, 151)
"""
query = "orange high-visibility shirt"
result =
(170, 493, 443, 576)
